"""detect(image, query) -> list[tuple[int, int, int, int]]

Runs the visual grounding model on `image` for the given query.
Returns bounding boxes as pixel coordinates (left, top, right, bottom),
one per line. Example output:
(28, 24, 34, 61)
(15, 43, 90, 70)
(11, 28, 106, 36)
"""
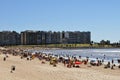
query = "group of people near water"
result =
(0, 47, 120, 73)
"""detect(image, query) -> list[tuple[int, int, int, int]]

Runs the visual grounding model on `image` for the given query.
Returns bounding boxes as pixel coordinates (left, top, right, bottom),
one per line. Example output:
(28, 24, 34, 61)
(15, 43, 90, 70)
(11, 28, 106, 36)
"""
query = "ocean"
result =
(29, 48, 120, 65)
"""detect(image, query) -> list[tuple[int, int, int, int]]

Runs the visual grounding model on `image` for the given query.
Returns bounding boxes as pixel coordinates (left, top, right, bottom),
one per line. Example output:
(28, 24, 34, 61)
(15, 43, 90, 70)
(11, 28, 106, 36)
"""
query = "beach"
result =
(0, 52, 120, 80)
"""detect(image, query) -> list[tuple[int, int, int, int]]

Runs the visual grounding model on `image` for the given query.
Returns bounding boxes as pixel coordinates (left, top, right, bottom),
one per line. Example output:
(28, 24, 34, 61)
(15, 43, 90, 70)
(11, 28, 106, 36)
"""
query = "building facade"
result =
(0, 31, 20, 46)
(21, 30, 38, 45)
(21, 30, 91, 45)
(60, 31, 91, 44)
(0, 30, 90, 45)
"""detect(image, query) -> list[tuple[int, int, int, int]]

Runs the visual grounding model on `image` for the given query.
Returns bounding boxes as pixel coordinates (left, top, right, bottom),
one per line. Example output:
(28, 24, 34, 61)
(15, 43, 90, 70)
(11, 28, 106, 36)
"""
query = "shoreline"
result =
(63, 47, 120, 49)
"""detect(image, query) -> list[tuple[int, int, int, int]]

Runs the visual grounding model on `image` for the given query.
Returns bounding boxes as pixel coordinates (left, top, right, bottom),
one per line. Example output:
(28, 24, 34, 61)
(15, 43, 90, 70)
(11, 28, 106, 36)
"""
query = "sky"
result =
(0, 0, 120, 43)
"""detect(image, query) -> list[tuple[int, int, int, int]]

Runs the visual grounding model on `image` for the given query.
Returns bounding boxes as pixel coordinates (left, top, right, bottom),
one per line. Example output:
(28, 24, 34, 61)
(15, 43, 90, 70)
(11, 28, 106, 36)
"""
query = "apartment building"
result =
(20, 30, 91, 45)
(0, 31, 20, 45)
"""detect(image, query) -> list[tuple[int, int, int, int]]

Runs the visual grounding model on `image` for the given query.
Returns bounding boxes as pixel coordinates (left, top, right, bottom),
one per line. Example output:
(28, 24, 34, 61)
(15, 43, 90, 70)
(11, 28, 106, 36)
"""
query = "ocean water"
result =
(30, 48, 120, 65)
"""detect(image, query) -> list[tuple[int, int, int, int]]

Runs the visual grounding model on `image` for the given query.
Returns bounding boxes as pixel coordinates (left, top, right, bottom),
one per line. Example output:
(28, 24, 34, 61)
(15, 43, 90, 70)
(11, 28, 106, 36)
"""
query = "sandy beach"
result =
(0, 52, 120, 80)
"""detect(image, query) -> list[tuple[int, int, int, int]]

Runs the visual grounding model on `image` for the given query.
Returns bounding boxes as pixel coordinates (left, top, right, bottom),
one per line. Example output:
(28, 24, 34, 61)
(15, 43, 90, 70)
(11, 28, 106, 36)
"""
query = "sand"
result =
(0, 54, 120, 80)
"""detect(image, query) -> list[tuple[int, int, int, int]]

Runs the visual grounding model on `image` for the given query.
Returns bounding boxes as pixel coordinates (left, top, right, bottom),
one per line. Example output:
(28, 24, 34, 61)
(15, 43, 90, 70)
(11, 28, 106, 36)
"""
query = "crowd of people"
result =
(0, 47, 120, 73)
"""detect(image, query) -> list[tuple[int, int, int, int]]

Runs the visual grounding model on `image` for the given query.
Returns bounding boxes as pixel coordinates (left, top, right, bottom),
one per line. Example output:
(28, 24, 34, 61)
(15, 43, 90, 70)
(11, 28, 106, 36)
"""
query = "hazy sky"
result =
(0, 0, 120, 42)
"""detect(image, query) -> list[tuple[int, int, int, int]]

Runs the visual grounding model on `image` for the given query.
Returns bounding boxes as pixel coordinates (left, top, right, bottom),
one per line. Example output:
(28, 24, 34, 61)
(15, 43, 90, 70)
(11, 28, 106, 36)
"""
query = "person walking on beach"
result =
(112, 59, 114, 64)
(3, 57, 6, 61)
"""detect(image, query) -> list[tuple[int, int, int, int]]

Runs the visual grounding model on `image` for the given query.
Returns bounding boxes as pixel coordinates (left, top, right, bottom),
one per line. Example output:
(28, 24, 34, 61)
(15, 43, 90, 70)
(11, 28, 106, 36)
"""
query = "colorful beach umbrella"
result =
(75, 61, 82, 65)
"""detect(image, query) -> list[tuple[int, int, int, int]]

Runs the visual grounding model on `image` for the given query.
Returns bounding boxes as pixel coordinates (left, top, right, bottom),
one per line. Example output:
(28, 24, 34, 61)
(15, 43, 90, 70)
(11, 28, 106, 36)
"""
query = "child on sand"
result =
(10, 65, 16, 73)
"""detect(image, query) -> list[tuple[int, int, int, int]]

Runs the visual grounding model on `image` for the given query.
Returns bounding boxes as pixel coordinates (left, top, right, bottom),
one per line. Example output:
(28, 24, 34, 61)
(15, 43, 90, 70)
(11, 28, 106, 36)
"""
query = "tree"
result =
(100, 40, 105, 45)
(106, 40, 110, 45)
(100, 40, 110, 45)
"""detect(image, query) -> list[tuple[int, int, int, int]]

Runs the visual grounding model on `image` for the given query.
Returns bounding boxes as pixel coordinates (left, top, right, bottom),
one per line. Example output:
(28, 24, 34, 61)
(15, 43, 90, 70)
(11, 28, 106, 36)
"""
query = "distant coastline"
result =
(3, 44, 120, 50)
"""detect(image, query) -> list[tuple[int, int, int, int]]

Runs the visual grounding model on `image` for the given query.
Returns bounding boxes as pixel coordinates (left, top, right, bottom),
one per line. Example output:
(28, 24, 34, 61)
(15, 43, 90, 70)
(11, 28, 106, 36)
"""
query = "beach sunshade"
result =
(75, 61, 82, 65)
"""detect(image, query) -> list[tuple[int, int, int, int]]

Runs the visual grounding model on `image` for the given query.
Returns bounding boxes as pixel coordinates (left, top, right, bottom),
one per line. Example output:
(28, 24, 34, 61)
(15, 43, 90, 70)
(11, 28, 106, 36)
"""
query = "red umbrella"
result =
(75, 61, 82, 65)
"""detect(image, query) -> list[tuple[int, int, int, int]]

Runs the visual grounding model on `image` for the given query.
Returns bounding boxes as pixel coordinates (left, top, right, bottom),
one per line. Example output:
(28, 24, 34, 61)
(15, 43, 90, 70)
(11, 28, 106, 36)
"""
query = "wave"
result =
(92, 50, 120, 53)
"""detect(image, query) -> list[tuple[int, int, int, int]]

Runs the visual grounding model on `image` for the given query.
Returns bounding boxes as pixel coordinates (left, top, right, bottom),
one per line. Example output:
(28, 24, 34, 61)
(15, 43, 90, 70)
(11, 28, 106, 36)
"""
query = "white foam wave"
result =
(93, 50, 120, 53)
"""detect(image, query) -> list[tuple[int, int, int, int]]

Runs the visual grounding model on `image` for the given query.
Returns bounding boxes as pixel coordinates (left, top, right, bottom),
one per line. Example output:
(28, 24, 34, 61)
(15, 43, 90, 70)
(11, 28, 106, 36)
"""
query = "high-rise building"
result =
(61, 31, 91, 44)
(20, 30, 91, 45)
(51, 31, 61, 44)
(0, 30, 91, 45)
(21, 30, 37, 45)
(46, 31, 52, 44)
(0, 31, 20, 46)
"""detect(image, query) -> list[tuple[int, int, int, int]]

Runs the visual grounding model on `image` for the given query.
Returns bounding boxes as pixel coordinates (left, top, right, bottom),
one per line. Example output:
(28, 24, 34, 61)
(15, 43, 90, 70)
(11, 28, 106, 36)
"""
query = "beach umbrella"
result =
(75, 61, 82, 65)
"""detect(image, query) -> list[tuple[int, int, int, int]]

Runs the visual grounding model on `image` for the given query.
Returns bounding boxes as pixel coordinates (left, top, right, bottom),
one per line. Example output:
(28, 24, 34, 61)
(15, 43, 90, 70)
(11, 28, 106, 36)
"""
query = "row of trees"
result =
(91, 40, 120, 47)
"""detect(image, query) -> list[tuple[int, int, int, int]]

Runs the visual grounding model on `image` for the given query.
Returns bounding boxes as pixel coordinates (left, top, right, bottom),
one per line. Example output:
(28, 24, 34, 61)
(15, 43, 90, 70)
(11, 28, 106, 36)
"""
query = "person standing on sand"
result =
(10, 65, 16, 73)
(112, 59, 114, 64)
(3, 57, 6, 61)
